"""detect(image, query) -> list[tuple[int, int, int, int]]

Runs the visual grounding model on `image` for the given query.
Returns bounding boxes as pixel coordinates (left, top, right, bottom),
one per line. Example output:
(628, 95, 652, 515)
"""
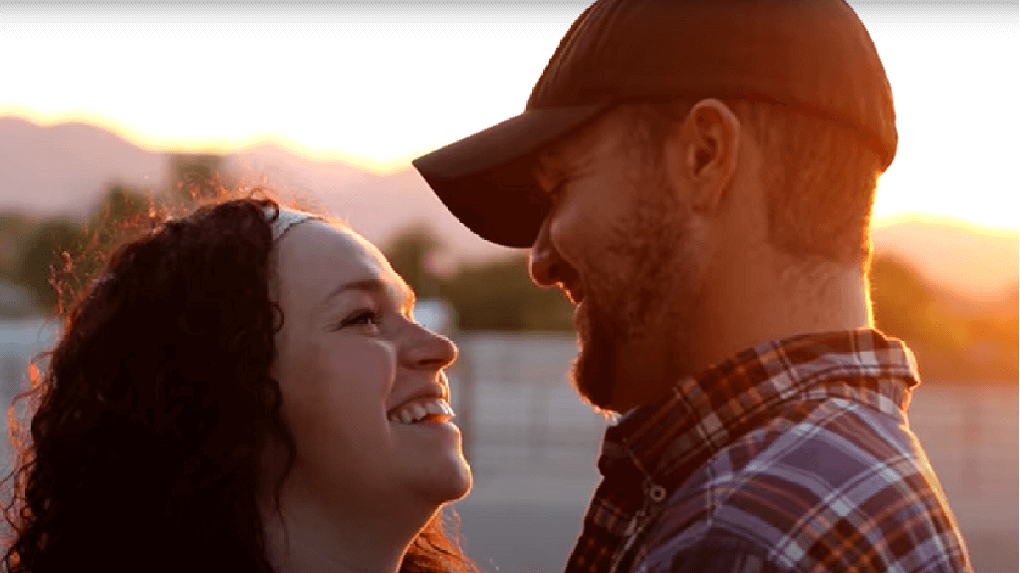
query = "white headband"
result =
(266, 207, 322, 242)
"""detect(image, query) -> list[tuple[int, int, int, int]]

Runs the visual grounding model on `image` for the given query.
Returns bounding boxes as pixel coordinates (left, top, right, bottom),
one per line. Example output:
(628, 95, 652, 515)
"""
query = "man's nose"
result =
(528, 218, 559, 288)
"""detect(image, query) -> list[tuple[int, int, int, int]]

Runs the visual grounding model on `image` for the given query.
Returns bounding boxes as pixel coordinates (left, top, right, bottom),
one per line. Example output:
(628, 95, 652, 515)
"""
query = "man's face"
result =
(529, 113, 711, 412)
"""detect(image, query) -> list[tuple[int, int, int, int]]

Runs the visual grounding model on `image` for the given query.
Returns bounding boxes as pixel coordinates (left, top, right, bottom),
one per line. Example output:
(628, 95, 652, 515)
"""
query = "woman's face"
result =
(268, 220, 471, 520)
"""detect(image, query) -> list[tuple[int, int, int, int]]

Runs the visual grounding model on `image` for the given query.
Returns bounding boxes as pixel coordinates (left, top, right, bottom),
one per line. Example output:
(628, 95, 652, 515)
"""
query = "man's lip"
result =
(564, 284, 584, 305)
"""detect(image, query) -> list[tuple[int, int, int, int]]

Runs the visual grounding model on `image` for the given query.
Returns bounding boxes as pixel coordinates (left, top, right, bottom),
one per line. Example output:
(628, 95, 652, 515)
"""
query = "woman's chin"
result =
(436, 459, 474, 504)
(449, 463, 474, 501)
(414, 456, 474, 507)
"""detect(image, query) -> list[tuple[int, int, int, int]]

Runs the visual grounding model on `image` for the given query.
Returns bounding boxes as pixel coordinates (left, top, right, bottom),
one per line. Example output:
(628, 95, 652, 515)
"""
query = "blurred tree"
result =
(1004, 281, 1018, 339)
(17, 218, 90, 313)
(870, 254, 968, 353)
(870, 254, 932, 337)
(167, 154, 225, 203)
(0, 212, 36, 241)
(961, 281, 1019, 379)
(382, 223, 573, 331)
(999, 282, 1019, 374)
(383, 223, 446, 299)
(0, 211, 40, 285)
(440, 254, 573, 332)
(86, 184, 153, 256)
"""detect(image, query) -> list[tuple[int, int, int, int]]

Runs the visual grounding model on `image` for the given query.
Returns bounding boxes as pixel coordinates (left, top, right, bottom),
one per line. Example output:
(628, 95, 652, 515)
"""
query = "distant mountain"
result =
(1, 116, 1015, 302)
(227, 143, 372, 197)
(0, 116, 164, 215)
(310, 167, 516, 264)
(0, 116, 514, 263)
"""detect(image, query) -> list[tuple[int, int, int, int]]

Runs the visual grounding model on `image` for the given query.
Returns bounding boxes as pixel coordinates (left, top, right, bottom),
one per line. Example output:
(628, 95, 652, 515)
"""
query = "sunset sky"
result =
(1, 2, 1017, 232)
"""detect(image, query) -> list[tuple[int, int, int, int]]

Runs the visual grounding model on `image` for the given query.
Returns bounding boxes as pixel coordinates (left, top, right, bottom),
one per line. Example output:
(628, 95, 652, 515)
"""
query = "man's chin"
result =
(569, 299, 623, 410)
(573, 301, 589, 343)
(572, 344, 618, 412)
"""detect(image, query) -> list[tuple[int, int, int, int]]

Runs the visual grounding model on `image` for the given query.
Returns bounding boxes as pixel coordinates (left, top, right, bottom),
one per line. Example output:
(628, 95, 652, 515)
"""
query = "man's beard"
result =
(570, 181, 701, 412)
(571, 264, 692, 412)
(572, 296, 627, 411)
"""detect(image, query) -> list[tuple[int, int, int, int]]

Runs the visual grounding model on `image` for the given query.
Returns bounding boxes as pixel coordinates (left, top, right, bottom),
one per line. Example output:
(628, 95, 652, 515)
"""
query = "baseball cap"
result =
(412, 0, 897, 248)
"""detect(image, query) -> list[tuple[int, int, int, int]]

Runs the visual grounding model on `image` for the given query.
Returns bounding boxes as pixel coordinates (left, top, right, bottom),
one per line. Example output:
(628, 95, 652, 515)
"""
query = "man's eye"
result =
(546, 179, 574, 206)
(548, 182, 566, 201)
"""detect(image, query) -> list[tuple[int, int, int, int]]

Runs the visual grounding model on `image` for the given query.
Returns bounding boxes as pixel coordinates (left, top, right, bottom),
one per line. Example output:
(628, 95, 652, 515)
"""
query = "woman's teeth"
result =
(388, 398, 455, 425)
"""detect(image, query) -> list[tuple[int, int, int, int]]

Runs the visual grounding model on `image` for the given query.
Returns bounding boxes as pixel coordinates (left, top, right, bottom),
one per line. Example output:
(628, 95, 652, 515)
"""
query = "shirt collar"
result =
(597, 328, 920, 487)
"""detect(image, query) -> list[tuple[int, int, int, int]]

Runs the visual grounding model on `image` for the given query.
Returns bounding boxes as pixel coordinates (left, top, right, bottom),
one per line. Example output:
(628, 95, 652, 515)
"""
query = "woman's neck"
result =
(262, 491, 434, 573)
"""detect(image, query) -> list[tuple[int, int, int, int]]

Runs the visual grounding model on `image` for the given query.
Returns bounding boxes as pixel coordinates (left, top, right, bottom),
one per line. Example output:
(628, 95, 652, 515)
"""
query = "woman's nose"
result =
(403, 325, 458, 371)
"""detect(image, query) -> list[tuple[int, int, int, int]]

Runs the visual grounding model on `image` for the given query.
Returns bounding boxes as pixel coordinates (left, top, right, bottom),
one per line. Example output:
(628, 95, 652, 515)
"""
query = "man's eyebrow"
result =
(533, 157, 563, 193)
(321, 277, 416, 313)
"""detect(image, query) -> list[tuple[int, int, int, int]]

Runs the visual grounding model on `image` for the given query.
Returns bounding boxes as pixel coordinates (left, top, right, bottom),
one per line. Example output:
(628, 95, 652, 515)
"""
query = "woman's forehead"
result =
(275, 221, 398, 297)
(284, 219, 376, 257)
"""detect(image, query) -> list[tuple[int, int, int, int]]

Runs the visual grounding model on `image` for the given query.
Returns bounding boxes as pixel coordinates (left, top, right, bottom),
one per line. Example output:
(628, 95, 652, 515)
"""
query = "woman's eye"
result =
(338, 310, 381, 330)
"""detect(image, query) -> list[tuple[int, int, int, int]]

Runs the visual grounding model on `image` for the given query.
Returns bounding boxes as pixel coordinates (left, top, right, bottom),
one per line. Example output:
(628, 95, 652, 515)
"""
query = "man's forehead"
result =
(535, 111, 619, 179)
(535, 136, 594, 184)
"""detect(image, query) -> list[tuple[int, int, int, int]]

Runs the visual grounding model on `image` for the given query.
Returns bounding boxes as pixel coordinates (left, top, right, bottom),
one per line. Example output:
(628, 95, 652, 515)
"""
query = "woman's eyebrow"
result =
(320, 278, 415, 313)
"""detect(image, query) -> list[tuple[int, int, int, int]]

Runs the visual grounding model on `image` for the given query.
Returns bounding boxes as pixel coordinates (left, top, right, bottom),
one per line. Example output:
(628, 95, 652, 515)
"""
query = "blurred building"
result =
(0, 281, 37, 318)
(413, 297, 457, 336)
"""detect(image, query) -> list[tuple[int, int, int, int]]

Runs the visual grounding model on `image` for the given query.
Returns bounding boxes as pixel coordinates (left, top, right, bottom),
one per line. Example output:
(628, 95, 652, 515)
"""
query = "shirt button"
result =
(648, 484, 667, 502)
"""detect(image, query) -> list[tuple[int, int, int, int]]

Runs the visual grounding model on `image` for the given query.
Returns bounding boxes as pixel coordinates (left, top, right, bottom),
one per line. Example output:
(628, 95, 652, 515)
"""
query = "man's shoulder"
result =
(639, 397, 970, 572)
(650, 396, 915, 538)
(718, 394, 919, 494)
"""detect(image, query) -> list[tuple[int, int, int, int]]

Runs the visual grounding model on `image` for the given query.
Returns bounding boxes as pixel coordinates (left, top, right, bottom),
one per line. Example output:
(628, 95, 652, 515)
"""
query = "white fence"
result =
(448, 333, 1018, 573)
(1, 323, 1016, 572)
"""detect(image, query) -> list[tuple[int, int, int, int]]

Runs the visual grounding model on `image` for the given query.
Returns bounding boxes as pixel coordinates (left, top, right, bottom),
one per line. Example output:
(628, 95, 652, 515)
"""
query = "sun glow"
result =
(2, 2, 1017, 229)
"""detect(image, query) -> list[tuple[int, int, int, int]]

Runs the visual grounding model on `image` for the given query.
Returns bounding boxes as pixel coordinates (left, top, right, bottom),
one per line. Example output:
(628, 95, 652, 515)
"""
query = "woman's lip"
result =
(385, 396, 455, 422)
(385, 386, 449, 416)
(400, 418, 459, 429)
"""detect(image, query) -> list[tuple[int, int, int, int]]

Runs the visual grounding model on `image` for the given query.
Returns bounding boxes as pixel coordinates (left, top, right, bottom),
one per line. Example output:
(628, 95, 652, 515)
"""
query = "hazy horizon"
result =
(3, 114, 1019, 240)
(2, 1, 1017, 228)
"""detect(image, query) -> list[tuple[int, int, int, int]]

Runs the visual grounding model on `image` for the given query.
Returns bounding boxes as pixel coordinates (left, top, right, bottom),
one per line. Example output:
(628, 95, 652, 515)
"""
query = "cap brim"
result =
(413, 103, 611, 248)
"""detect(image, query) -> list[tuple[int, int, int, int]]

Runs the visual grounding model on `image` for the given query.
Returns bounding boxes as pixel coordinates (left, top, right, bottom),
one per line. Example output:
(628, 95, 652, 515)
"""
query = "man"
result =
(413, 1, 973, 572)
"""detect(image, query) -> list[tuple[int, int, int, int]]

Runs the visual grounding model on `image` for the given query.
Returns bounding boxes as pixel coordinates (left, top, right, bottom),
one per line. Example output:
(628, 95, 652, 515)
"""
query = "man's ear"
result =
(664, 98, 741, 214)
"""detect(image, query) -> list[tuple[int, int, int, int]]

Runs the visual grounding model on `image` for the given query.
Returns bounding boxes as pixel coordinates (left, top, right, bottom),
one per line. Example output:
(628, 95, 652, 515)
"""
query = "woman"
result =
(2, 195, 479, 573)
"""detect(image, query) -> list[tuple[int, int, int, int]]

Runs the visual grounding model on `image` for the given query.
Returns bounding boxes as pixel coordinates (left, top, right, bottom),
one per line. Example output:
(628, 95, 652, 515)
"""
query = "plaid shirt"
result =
(564, 329, 973, 573)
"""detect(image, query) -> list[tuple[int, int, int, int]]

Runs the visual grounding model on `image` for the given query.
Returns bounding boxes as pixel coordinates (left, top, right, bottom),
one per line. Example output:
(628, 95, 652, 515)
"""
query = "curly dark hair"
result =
(2, 195, 480, 573)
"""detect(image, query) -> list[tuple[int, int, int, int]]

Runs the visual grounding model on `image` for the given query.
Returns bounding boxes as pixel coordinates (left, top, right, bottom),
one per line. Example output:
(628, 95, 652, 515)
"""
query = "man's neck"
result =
(694, 256, 872, 377)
